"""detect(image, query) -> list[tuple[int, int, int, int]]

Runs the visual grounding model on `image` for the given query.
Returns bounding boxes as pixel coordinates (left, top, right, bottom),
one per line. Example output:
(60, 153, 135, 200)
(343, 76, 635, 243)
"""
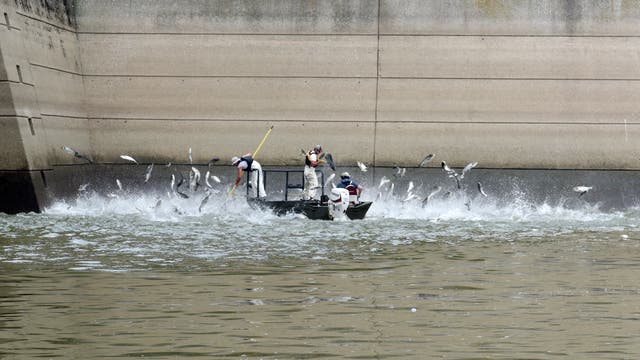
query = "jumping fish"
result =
(477, 182, 488, 197)
(78, 183, 89, 192)
(324, 153, 336, 171)
(120, 154, 138, 164)
(152, 198, 162, 210)
(393, 166, 406, 178)
(176, 190, 189, 199)
(419, 154, 435, 167)
(324, 173, 335, 186)
(116, 179, 123, 191)
(190, 167, 201, 191)
(170, 174, 176, 192)
(441, 161, 453, 173)
(422, 186, 442, 206)
(378, 176, 390, 189)
(573, 186, 592, 197)
(205, 170, 213, 189)
(357, 161, 367, 172)
(212, 175, 221, 183)
(386, 182, 395, 199)
(144, 163, 154, 183)
(176, 172, 184, 189)
(188, 148, 193, 164)
(441, 161, 461, 189)
(460, 162, 478, 180)
(62, 145, 93, 163)
(407, 181, 414, 193)
(403, 193, 419, 202)
(199, 192, 211, 212)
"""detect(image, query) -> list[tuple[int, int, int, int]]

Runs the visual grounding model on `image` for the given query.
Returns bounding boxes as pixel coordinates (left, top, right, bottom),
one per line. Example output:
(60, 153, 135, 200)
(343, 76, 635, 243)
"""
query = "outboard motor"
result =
(328, 188, 349, 219)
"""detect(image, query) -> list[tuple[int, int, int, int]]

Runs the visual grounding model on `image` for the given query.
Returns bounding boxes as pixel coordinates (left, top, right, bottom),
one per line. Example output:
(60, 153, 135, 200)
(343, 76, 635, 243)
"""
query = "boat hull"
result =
(249, 199, 372, 220)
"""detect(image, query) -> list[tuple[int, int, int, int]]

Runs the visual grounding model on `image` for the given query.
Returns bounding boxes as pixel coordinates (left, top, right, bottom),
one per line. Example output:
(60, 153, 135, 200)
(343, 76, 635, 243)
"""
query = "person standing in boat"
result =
(302, 144, 324, 200)
(232, 153, 266, 198)
(337, 172, 363, 205)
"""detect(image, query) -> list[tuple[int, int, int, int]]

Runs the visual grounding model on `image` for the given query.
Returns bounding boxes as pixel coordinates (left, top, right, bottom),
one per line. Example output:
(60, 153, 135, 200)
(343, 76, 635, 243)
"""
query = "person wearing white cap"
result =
(336, 172, 363, 204)
(302, 144, 324, 200)
(231, 153, 266, 198)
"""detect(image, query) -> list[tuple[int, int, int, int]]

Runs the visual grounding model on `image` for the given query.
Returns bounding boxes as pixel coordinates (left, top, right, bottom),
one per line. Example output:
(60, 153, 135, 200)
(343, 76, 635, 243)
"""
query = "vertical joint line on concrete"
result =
(28, 117, 35, 135)
(16, 64, 22, 82)
(4, 12, 9, 29)
(40, 170, 48, 188)
(373, 0, 381, 169)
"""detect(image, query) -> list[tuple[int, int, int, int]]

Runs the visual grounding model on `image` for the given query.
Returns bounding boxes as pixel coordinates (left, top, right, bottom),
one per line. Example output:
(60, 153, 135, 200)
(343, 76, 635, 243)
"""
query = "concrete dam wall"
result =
(2, 0, 640, 212)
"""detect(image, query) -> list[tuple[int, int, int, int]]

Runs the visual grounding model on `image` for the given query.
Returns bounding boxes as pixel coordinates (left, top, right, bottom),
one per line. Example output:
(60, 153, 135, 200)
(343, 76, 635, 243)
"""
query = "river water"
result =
(2, 187, 640, 359)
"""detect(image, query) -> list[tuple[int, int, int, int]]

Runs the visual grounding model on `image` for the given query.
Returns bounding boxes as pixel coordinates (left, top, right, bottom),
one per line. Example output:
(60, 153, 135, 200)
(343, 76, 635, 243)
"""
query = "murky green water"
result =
(2, 192, 640, 359)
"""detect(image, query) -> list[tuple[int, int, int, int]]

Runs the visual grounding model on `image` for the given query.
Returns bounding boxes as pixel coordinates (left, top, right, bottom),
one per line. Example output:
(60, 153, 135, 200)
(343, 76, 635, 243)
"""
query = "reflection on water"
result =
(2, 193, 640, 358)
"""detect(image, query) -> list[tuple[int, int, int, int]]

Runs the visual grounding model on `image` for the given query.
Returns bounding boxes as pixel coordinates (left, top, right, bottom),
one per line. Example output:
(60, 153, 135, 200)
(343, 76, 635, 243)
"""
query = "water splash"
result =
(0, 183, 637, 272)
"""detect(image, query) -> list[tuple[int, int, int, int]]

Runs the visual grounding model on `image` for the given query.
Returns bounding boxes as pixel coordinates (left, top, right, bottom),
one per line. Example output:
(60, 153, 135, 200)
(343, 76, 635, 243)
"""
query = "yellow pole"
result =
(228, 125, 274, 197)
(251, 125, 274, 159)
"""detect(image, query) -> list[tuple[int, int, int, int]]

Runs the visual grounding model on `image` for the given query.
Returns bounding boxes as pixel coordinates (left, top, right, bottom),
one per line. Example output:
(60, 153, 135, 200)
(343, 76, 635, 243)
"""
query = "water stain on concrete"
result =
(13, 0, 75, 27)
(475, 0, 509, 18)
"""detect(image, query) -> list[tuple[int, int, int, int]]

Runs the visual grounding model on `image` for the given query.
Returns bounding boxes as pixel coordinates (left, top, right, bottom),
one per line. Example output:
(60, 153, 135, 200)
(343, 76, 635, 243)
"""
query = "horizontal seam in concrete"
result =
(377, 121, 639, 125)
(0, 21, 21, 31)
(23, 67, 640, 81)
(75, 32, 640, 38)
(83, 74, 377, 79)
(31, 64, 376, 79)
(30, 63, 82, 76)
(0, 81, 35, 87)
(82, 117, 377, 123)
(51, 162, 202, 167)
(16, 11, 76, 34)
(381, 76, 640, 81)
(40, 114, 87, 120)
(380, 33, 640, 38)
(77, 31, 377, 36)
(0, 114, 41, 119)
(35, 116, 637, 125)
(415, 167, 640, 172)
(0, 168, 52, 172)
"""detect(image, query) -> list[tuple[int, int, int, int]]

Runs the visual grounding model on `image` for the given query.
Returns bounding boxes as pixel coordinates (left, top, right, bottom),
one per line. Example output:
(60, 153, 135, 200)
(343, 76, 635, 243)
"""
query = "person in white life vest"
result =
(302, 144, 324, 200)
(231, 153, 266, 198)
(336, 172, 363, 204)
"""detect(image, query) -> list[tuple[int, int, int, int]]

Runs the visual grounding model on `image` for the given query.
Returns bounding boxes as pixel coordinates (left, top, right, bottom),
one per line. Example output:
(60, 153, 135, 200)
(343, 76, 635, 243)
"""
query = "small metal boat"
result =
(245, 169, 372, 220)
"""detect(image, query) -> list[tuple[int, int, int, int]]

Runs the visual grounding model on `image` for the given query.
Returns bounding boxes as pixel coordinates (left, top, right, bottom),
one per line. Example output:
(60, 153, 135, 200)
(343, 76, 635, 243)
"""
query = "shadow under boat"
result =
(245, 169, 372, 220)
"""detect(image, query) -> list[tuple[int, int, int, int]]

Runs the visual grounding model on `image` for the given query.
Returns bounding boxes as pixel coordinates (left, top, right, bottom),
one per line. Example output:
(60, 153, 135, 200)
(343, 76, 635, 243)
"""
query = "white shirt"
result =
(306, 151, 318, 168)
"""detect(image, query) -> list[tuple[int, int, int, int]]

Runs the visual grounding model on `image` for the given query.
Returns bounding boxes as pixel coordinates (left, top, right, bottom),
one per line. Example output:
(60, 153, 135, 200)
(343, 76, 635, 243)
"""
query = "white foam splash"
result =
(41, 183, 629, 226)
(45, 190, 280, 223)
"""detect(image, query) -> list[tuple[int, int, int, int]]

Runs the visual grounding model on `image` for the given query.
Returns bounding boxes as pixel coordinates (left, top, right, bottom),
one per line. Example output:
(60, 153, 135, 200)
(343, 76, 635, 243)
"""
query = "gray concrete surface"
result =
(2, 0, 640, 213)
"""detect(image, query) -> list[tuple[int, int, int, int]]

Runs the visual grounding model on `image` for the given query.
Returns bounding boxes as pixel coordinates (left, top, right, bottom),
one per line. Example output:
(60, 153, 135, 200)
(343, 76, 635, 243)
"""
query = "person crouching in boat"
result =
(231, 154, 266, 198)
(337, 172, 363, 205)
